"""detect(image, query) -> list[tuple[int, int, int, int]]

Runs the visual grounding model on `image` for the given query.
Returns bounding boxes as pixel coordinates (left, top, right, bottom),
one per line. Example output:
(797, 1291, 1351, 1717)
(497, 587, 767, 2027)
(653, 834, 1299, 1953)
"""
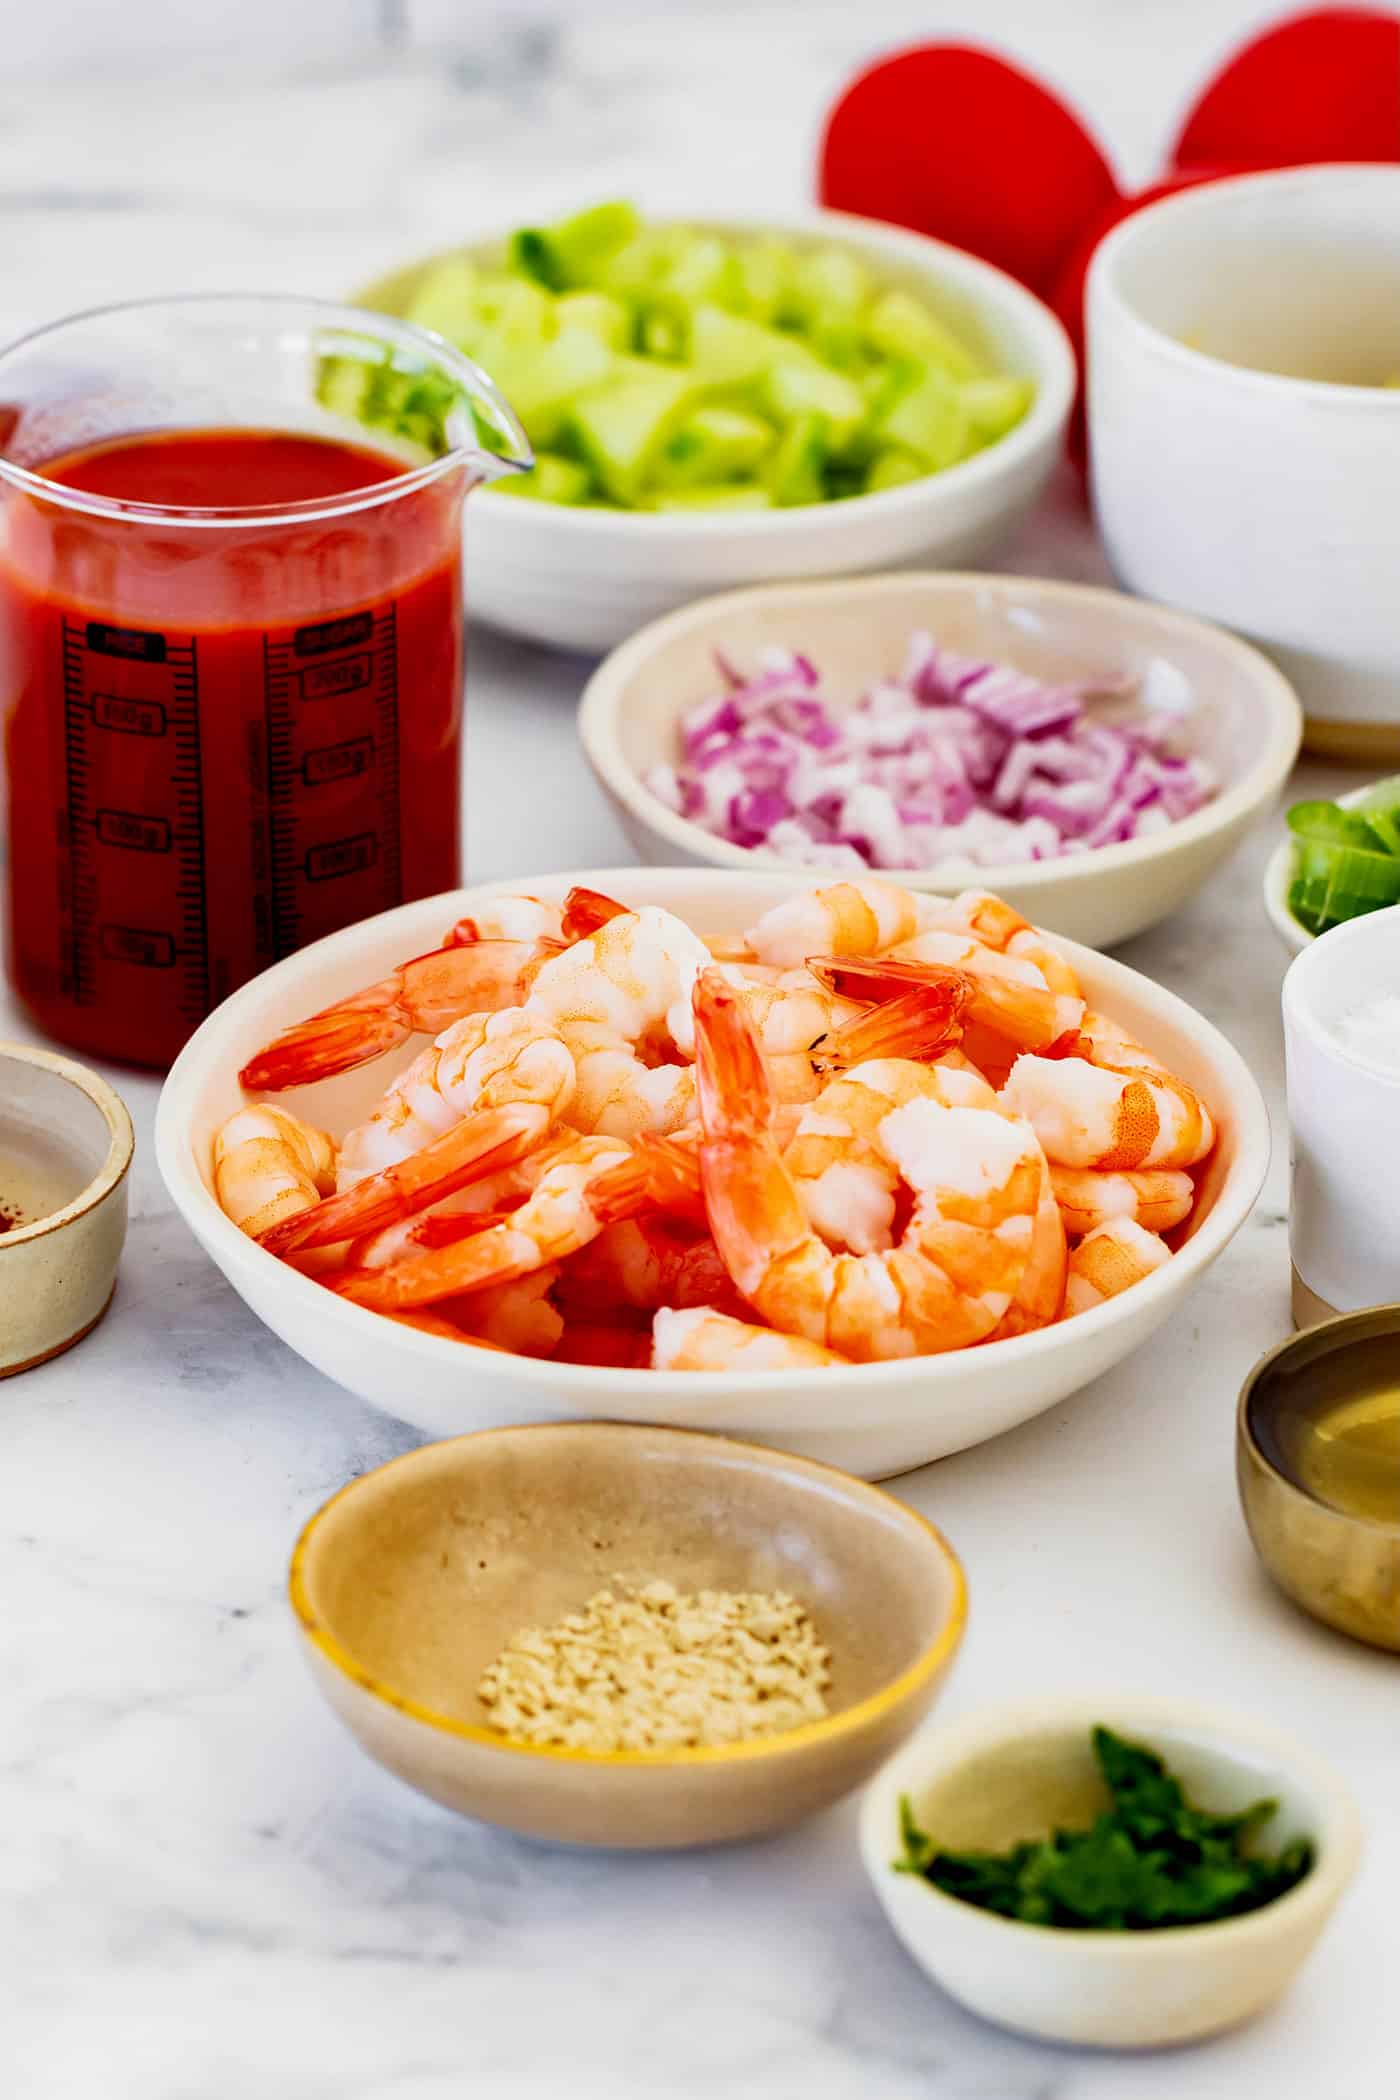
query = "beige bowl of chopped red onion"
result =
(579, 573, 1303, 949)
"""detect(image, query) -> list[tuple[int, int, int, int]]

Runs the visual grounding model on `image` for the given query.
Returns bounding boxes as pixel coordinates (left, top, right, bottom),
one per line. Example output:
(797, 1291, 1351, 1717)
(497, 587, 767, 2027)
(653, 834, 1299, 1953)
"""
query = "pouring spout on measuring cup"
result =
(0, 295, 531, 1070)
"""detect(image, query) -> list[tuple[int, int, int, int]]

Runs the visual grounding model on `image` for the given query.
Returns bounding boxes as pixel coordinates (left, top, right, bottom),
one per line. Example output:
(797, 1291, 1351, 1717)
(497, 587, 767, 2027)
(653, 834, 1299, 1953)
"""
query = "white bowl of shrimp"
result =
(155, 870, 1270, 1479)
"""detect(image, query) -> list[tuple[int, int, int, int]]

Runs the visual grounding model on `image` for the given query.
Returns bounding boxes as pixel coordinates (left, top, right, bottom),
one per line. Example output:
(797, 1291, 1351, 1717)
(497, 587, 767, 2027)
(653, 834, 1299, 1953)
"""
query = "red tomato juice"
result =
(0, 427, 465, 1067)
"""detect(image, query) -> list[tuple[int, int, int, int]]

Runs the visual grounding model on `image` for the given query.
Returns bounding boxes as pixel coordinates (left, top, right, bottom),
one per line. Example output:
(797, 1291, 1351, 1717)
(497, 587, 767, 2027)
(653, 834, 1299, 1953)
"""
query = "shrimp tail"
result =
(588, 1132, 705, 1226)
(808, 953, 1076, 1056)
(560, 886, 630, 941)
(239, 941, 556, 1091)
(258, 1101, 552, 1258)
(808, 973, 968, 1074)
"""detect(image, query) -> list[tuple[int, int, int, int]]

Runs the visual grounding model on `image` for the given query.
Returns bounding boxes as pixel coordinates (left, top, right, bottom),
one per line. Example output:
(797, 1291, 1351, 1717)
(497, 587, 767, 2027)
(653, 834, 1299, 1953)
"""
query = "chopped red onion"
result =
(645, 636, 1218, 874)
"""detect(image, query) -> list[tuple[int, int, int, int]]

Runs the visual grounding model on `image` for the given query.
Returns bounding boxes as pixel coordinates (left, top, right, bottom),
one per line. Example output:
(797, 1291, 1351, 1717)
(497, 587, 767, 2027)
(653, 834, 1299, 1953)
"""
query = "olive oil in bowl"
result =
(1255, 1328, 1400, 1528)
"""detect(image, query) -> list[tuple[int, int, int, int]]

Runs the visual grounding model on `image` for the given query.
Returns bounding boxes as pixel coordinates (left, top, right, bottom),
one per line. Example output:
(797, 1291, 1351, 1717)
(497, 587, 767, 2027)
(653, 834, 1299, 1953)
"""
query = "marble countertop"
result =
(3, 15, 1396, 2098)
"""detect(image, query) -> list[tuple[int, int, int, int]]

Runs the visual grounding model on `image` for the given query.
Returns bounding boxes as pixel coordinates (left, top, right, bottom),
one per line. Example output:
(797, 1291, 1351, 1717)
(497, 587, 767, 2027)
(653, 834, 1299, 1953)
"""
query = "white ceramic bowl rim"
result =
(155, 869, 1271, 1397)
(863, 1691, 1363, 1952)
(578, 573, 1303, 898)
(1091, 164, 1400, 409)
(449, 208, 1077, 534)
(0, 1042, 134, 1249)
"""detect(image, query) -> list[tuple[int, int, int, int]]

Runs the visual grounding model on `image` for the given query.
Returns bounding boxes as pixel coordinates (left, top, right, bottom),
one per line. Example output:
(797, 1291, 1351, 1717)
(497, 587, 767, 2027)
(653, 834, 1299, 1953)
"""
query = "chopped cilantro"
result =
(895, 1726, 1314, 1931)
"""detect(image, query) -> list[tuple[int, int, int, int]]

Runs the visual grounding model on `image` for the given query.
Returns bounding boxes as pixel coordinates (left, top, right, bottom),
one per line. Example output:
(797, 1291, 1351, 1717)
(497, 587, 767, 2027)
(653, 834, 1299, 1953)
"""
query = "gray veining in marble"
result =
(2, 7, 1396, 2097)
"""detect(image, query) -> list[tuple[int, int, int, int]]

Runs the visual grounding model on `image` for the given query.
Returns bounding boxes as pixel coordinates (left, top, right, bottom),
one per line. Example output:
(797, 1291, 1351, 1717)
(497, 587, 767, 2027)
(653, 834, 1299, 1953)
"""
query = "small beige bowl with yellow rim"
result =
(290, 1420, 966, 1849)
(0, 1043, 134, 1376)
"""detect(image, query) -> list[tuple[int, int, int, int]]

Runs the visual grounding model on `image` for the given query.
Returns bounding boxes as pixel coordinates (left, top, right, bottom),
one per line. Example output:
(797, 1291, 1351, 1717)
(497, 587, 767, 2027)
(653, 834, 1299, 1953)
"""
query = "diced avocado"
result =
(404, 254, 482, 345)
(554, 290, 630, 349)
(649, 485, 774, 512)
(864, 447, 927, 494)
(498, 453, 594, 504)
(767, 412, 828, 507)
(762, 360, 867, 451)
(865, 289, 982, 379)
(566, 359, 705, 503)
(880, 365, 973, 470)
(961, 375, 1034, 448)
(484, 327, 614, 449)
(653, 406, 775, 487)
(509, 200, 641, 290)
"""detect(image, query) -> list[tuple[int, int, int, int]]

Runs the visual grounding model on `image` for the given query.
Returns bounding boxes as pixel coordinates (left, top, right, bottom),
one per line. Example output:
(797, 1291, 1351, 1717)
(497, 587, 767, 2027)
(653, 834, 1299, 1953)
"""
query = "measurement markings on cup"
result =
(60, 618, 210, 1017)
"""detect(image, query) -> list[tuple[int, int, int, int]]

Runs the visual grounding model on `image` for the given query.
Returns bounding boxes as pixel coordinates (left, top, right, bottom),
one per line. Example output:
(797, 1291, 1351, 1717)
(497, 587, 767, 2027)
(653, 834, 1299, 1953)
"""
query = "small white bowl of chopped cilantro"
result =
(580, 571, 1303, 949)
(1264, 779, 1400, 953)
(860, 1694, 1361, 2048)
(348, 203, 1075, 650)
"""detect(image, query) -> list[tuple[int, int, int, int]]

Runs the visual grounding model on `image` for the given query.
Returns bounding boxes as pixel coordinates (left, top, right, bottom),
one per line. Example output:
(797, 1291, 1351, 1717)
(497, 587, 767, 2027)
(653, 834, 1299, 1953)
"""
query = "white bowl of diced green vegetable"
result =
(351, 203, 1076, 652)
(1264, 780, 1400, 953)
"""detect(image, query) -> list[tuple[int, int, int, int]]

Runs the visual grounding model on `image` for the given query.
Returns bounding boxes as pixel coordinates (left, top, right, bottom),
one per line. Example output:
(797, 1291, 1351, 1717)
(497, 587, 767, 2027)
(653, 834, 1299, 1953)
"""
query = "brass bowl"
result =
(1238, 1309, 1400, 1652)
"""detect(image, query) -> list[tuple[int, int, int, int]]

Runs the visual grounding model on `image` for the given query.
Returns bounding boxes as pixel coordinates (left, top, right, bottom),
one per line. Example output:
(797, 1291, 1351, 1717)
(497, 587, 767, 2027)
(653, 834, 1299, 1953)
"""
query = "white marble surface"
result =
(2, 11, 1396, 2097)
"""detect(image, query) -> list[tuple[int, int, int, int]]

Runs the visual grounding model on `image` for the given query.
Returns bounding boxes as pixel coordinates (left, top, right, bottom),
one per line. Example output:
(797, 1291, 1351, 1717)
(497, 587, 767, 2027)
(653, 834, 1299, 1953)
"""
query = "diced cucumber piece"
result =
(689, 304, 820, 386)
(789, 247, 870, 333)
(734, 237, 794, 322)
(961, 376, 1034, 447)
(865, 289, 982, 379)
(318, 354, 373, 421)
(762, 359, 867, 450)
(1350, 775, 1400, 856)
(767, 412, 828, 506)
(880, 365, 973, 470)
(639, 309, 687, 360)
(497, 453, 593, 504)
(662, 234, 743, 310)
(404, 255, 482, 345)
(594, 229, 688, 299)
(510, 201, 641, 290)
(864, 447, 927, 494)
(566, 358, 705, 503)
(469, 275, 557, 355)
(554, 291, 630, 350)
(650, 485, 774, 512)
(485, 327, 614, 449)
(355, 355, 456, 457)
(654, 406, 775, 487)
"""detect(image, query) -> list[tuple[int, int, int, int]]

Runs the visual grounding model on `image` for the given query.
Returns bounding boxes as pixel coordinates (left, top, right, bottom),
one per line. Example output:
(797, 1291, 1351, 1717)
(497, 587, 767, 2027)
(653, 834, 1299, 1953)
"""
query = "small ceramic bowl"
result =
(155, 868, 1271, 1479)
(1264, 781, 1370, 955)
(0, 1043, 133, 1376)
(1238, 1309, 1400, 1652)
(577, 572, 1302, 950)
(1089, 165, 1400, 757)
(861, 1694, 1362, 2048)
(290, 1421, 966, 1848)
(357, 211, 1074, 652)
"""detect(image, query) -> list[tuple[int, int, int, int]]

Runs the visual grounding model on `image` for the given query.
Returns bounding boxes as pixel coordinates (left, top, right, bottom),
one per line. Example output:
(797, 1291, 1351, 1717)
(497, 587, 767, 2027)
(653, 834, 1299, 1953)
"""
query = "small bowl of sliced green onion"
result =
(1265, 778, 1400, 952)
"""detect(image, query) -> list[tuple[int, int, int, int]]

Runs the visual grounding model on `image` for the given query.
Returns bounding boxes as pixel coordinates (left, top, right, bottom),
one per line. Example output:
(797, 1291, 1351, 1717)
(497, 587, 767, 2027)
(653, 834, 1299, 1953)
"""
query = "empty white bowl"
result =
(1089, 165, 1400, 759)
(359, 212, 1075, 653)
(861, 1694, 1361, 2048)
(155, 868, 1268, 1479)
(578, 572, 1302, 949)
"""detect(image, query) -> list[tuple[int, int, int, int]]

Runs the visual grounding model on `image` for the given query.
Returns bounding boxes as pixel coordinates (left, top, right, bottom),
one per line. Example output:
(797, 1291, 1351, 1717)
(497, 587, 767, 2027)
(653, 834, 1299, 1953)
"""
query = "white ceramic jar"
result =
(1283, 905, 1400, 1326)
(1088, 166, 1400, 762)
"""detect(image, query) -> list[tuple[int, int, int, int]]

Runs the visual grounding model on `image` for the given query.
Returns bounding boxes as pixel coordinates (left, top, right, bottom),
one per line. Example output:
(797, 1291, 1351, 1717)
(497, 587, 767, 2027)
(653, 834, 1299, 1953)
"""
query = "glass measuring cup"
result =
(0, 295, 529, 1069)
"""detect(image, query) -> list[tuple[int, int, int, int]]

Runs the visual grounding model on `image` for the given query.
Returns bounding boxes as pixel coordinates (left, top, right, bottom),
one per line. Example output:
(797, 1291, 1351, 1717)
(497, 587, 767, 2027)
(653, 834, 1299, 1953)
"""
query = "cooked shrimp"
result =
(457, 1270, 565, 1357)
(213, 1105, 336, 1239)
(1049, 1165, 1195, 1239)
(257, 1101, 551, 1259)
(1002, 1014, 1214, 1169)
(1062, 1217, 1171, 1316)
(335, 1008, 577, 1188)
(445, 893, 565, 944)
(554, 1319, 654, 1369)
(990, 1157, 1066, 1338)
(727, 966, 968, 1102)
(379, 1307, 512, 1348)
(559, 885, 629, 940)
(744, 878, 924, 969)
(692, 972, 1044, 1360)
(927, 890, 1083, 1000)
(651, 1305, 851, 1371)
(559, 1215, 743, 1317)
(810, 947, 1081, 1060)
(239, 938, 562, 1092)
